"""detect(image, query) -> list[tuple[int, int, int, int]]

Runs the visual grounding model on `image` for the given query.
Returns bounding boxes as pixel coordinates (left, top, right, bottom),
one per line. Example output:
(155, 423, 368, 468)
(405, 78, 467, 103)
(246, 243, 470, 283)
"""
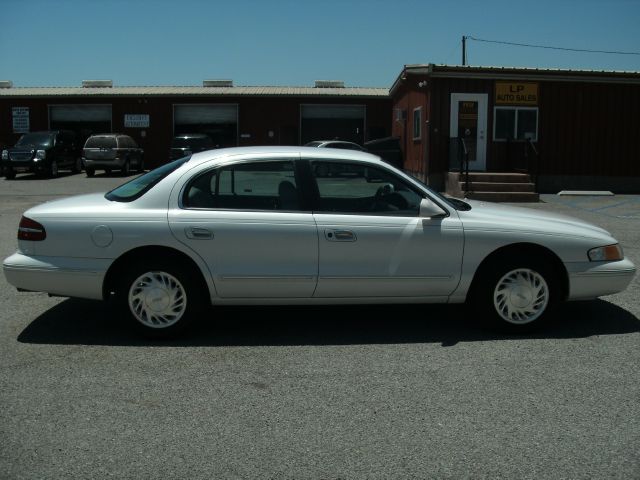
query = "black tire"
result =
(470, 254, 559, 333)
(121, 160, 130, 176)
(117, 260, 206, 338)
(5, 168, 16, 180)
(72, 157, 82, 174)
(86, 166, 95, 177)
(48, 160, 58, 178)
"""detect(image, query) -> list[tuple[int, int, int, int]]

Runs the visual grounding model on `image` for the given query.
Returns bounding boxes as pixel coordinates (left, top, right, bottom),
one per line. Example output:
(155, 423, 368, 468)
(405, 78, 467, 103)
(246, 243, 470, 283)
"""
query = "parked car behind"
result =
(2, 147, 636, 338)
(170, 133, 215, 161)
(1, 130, 82, 179)
(82, 134, 144, 177)
(305, 140, 366, 151)
(364, 136, 403, 169)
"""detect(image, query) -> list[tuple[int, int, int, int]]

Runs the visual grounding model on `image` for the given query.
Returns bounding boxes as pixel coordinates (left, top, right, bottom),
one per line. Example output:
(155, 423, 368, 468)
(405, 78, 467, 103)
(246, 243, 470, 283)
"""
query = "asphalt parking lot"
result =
(0, 172, 638, 479)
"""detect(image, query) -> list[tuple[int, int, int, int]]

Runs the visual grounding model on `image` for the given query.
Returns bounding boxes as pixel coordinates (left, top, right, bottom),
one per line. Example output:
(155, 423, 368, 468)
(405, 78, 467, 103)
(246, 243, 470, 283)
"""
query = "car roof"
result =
(187, 146, 383, 167)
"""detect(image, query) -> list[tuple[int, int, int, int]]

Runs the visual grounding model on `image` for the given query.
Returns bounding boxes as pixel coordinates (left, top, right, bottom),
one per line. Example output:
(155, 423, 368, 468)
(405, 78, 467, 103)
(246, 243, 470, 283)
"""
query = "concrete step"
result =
(465, 191, 540, 203)
(463, 181, 536, 192)
(462, 172, 532, 183)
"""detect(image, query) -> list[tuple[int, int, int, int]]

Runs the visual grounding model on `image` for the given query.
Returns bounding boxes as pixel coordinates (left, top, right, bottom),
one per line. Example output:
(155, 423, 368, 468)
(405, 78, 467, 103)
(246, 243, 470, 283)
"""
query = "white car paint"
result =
(2, 147, 636, 330)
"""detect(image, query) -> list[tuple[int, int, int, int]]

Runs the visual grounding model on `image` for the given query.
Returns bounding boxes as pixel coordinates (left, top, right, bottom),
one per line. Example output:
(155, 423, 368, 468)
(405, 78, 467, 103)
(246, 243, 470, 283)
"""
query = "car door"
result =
(308, 159, 464, 299)
(168, 156, 319, 299)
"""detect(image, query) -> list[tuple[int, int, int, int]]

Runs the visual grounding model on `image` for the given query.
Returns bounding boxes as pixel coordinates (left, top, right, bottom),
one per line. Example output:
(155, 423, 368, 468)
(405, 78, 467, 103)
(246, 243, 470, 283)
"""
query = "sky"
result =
(1, 0, 639, 88)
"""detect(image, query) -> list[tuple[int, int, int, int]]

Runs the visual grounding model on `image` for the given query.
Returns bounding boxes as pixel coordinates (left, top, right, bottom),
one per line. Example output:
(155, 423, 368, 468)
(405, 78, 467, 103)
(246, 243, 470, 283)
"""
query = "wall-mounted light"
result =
(418, 81, 428, 88)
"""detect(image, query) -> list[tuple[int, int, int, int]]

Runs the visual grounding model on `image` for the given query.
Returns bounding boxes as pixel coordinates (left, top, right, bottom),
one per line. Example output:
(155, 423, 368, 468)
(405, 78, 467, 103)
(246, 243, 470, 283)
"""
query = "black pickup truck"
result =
(1, 130, 82, 179)
(82, 133, 144, 176)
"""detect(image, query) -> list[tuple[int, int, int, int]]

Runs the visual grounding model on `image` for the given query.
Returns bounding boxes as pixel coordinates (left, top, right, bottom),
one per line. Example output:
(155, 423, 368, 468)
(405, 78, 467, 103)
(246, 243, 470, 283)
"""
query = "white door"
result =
(309, 160, 464, 298)
(168, 158, 318, 298)
(450, 93, 488, 171)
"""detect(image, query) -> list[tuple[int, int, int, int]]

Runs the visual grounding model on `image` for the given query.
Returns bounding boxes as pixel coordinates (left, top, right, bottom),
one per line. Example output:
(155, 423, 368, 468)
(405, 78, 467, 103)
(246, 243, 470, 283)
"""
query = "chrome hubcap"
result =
(493, 268, 549, 324)
(128, 271, 187, 328)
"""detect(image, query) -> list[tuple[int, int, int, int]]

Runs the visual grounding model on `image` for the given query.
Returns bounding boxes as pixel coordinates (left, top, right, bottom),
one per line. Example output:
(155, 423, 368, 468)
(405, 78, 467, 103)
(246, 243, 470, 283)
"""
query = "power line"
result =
(466, 36, 640, 56)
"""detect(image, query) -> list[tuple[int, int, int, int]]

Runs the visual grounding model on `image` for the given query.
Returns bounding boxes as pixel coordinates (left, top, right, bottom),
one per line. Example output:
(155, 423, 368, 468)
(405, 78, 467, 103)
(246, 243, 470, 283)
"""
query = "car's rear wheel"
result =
(72, 157, 82, 173)
(471, 255, 558, 332)
(118, 261, 205, 338)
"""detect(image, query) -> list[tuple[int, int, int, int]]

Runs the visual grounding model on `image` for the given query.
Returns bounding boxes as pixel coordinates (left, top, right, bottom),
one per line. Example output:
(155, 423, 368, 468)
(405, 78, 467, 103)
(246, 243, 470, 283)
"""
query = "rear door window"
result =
(183, 161, 303, 211)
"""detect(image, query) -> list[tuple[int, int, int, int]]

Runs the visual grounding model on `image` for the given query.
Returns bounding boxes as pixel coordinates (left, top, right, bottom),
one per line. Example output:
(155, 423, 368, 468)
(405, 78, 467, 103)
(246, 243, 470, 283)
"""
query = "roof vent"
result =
(0, 81, 13, 88)
(315, 80, 345, 88)
(82, 80, 113, 88)
(203, 79, 233, 87)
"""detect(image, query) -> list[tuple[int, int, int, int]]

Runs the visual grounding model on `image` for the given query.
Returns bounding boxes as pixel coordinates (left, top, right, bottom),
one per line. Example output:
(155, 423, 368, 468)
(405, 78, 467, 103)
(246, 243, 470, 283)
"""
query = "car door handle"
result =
(185, 227, 213, 239)
(325, 229, 357, 242)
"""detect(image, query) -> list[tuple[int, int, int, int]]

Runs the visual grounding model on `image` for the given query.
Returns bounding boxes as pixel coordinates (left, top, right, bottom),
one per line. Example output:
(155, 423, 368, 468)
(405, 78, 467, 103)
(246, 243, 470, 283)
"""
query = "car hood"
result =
(460, 199, 613, 241)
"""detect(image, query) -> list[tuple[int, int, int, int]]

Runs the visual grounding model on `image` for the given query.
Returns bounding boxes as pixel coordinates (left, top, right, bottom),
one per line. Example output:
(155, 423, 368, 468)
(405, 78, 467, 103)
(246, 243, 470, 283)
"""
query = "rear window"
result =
(105, 157, 189, 202)
(85, 136, 117, 149)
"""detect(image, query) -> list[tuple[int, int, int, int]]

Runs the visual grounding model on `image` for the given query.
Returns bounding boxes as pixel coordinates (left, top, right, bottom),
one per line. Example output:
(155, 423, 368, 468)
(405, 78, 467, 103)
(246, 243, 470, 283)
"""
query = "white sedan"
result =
(3, 147, 636, 337)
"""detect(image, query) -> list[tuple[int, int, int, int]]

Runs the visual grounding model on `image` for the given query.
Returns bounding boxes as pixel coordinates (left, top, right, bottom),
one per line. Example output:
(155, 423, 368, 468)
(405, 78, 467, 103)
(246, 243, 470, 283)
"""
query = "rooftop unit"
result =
(315, 80, 345, 88)
(82, 80, 113, 88)
(203, 80, 233, 87)
(0, 81, 13, 88)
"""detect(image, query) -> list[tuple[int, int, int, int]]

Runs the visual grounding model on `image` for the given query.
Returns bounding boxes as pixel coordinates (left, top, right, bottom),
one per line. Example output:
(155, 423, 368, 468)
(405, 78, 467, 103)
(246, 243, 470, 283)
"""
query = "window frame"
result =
(492, 106, 539, 142)
(412, 107, 422, 141)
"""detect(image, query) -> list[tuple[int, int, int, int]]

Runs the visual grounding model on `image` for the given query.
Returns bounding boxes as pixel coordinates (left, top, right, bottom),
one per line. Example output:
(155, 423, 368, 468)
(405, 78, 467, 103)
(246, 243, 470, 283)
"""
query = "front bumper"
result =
(3, 252, 110, 300)
(566, 257, 636, 300)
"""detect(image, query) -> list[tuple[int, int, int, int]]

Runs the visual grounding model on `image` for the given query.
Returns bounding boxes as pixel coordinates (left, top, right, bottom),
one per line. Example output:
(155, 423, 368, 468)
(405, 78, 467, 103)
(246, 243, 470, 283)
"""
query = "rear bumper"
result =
(3, 252, 110, 300)
(566, 257, 636, 300)
(83, 158, 125, 169)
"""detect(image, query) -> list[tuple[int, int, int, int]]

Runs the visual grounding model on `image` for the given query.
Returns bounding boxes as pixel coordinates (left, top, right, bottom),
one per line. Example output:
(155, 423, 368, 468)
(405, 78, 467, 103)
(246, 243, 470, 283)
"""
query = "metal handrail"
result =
(459, 137, 470, 193)
(525, 138, 539, 191)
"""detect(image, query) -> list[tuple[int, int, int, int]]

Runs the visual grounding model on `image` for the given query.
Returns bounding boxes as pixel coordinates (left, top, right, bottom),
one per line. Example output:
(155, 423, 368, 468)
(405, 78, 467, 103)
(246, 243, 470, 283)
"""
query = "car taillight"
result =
(18, 216, 47, 241)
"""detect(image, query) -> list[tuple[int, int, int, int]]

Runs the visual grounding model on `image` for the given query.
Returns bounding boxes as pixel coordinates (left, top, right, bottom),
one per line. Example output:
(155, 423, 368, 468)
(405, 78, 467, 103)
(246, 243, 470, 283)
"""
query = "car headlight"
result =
(36, 149, 46, 160)
(1, 150, 7, 160)
(588, 244, 623, 262)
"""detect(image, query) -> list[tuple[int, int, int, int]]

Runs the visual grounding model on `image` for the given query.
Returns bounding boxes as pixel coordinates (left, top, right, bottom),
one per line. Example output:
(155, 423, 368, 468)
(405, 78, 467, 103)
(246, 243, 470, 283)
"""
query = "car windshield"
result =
(16, 133, 54, 148)
(410, 177, 472, 211)
(105, 157, 189, 202)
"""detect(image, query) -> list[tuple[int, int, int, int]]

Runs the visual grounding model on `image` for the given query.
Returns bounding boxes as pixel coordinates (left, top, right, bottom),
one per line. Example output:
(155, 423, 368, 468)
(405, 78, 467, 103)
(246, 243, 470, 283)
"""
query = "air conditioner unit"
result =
(203, 80, 233, 87)
(82, 80, 113, 88)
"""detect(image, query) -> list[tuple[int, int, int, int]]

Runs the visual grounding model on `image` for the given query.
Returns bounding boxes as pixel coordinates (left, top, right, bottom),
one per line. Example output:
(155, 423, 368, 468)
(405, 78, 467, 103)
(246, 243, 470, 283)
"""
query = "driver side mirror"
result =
(419, 197, 447, 218)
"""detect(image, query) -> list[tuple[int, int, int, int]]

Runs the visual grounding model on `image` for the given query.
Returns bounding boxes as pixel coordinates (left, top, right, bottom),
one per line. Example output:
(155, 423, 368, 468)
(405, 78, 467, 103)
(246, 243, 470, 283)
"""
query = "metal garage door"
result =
(173, 104, 238, 147)
(300, 104, 365, 145)
(49, 105, 112, 142)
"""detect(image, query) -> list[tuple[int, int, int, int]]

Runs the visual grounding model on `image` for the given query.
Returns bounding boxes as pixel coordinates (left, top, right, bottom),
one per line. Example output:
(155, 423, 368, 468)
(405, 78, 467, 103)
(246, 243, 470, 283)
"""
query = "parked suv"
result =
(170, 133, 215, 160)
(82, 134, 144, 177)
(1, 130, 82, 179)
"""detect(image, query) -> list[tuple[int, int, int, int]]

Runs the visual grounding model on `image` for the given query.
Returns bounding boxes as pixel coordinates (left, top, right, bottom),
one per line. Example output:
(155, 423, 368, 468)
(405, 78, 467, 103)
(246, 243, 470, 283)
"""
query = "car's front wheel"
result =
(118, 262, 205, 338)
(48, 160, 58, 178)
(471, 256, 559, 332)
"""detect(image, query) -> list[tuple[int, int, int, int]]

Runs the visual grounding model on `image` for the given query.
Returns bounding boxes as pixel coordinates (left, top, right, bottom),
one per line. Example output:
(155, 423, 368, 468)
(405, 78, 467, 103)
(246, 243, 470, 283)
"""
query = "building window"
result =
(493, 107, 538, 141)
(412, 107, 422, 140)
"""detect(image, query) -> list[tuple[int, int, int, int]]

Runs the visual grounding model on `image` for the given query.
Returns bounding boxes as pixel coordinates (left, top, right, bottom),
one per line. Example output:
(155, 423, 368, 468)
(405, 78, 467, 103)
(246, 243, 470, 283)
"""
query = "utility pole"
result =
(462, 35, 467, 65)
